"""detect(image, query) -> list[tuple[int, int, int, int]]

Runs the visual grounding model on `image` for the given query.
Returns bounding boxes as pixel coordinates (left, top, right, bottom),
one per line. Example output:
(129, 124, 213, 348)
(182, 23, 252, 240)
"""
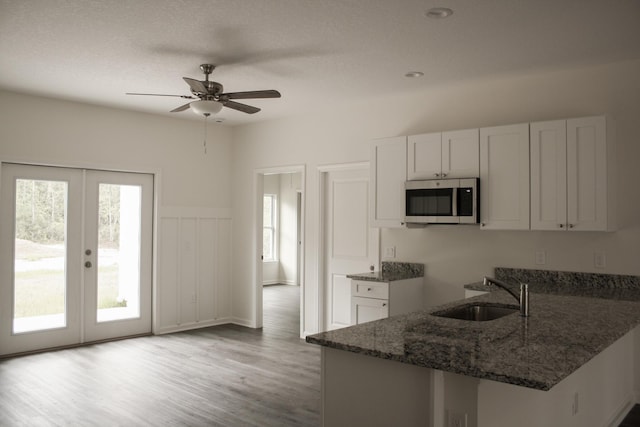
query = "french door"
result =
(0, 163, 153, 356)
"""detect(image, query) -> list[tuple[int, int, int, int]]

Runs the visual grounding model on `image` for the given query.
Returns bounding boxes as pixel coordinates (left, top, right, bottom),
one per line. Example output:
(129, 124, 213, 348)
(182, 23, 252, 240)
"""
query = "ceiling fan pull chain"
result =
(203, 113, 210, 154)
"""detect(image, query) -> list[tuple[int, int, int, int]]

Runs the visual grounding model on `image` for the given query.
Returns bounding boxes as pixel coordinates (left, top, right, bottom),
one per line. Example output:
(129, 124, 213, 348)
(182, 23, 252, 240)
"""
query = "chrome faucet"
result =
(483, 276, 529, 317)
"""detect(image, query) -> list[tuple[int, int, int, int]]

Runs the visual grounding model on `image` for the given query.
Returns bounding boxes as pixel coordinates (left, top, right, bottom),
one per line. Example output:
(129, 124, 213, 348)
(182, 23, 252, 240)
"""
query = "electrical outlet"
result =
(571, 392, 579, 416)
(594, 252, 606, 269)
(191, 293, 197, 303)
(448, 411, 467, 427)
(384, 246, 396, 259)
(535, 250, 546, 265)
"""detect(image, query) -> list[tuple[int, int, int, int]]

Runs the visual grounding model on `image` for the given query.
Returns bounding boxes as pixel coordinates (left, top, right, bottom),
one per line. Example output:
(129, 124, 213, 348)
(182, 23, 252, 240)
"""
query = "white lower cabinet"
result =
(351, 278, 423, 325)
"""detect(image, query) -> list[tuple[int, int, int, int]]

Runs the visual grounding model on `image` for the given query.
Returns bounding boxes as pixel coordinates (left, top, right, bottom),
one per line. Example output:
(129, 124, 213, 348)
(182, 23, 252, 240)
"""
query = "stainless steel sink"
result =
(431, 303, 519, 321)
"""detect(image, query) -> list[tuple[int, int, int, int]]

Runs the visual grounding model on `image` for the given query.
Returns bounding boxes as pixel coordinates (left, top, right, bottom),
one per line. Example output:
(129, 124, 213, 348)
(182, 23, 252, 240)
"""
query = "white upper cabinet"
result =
(407, 129, 479, 180)
(370, 136, 407, 228)
(531, 116, 614, 231)
(567, 116, 614, 231)
(480, 123, 530, 230)
(530, 120, 568, 230)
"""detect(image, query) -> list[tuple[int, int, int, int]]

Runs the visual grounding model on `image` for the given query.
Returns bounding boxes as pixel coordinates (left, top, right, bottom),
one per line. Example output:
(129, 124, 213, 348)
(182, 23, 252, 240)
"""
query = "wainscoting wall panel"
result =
(156, 207, 232, 334)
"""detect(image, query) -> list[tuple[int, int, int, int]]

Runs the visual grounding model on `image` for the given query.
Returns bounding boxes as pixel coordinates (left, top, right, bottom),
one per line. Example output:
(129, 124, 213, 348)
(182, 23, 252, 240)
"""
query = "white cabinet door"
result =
(531, 116, 613, 232)
(442, 128, 480, 178)
(480, 123, 530, 230)
(530, 120, 567, 231)
(407, 129, 479, 180)
(407, 132, 441, 180)
(370, 136, 407, 228)
(351, 296, 388, 325)
(567, 116, 611, 231)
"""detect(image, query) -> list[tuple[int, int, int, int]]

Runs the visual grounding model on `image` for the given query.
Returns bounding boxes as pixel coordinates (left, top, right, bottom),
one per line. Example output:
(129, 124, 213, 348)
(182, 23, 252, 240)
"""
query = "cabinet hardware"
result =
(568, 224, 575, 229)
(84, 261, 92, 268)
(85, 249, 92, 256)
(559, 224, 564, 228)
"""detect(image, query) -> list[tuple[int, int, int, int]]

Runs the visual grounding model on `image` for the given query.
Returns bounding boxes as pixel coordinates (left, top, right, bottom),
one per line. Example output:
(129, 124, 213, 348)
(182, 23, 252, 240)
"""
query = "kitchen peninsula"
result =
(306, 268, 640, 427)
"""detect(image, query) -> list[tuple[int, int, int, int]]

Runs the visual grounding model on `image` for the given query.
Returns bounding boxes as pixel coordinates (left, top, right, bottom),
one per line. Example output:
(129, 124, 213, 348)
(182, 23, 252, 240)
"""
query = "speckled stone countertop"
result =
(347, 261, 424, 282)
(306, 269, 640, 391)
(467, 267, 640, 302)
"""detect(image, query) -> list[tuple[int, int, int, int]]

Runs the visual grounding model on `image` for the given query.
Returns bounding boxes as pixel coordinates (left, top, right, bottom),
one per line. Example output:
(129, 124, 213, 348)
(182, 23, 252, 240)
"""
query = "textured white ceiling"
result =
(1, 0, 639, 125)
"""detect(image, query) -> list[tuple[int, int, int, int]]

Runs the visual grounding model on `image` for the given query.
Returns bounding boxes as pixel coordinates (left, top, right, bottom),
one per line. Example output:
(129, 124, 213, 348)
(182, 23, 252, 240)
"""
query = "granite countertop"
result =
(306, 269, 640, 391)
(347, 261, 424, 282)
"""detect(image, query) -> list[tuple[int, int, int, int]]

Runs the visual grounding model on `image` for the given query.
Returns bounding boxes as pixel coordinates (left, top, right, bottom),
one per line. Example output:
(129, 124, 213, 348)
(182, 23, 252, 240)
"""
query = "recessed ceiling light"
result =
(426, 7, 453, 19)
(405, 71, 424, 78)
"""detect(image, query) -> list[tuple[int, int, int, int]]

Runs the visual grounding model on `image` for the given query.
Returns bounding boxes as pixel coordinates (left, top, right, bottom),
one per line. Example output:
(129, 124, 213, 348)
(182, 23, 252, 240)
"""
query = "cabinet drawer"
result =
(351, 296, 389, 325)
(351, 280, 389, 299)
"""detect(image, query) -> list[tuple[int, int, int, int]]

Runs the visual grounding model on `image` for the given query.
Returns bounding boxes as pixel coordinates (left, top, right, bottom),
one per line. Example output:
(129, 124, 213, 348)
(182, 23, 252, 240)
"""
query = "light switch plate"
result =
(384, 246, 396, 258)
(448, 411, 468, 427)
(594, 252, 606, 269)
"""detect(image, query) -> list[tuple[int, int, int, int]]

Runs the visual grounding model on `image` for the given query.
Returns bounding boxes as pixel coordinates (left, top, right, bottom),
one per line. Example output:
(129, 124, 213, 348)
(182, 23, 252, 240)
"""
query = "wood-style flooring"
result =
(619, 404, 640, 427)
(0, 285, 320, 427)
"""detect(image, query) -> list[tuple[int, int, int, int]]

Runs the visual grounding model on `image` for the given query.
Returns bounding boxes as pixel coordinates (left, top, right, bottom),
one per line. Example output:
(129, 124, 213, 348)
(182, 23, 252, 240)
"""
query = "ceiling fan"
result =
(126, 64, 281, 115)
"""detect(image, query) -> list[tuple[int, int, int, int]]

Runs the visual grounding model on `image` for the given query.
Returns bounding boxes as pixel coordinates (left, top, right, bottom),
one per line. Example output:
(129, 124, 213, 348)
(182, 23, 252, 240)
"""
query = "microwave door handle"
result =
(452, 188, 458, 217)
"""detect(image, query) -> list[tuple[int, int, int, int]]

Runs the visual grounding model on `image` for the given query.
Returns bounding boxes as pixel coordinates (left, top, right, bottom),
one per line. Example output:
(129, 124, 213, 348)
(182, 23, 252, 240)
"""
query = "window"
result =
(263, 194, 277, 262)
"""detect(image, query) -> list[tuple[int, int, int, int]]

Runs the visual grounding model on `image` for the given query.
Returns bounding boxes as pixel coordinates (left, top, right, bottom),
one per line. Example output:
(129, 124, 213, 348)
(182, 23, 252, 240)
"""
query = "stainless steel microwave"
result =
(405, 178, 479, 224)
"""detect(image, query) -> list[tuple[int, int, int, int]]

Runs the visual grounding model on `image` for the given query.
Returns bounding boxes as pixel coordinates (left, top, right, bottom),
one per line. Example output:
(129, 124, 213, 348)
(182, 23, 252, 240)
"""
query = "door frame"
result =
(0, 159, 160, 353)
(317, 162, 378, 333)
(253, 165, 306, 337)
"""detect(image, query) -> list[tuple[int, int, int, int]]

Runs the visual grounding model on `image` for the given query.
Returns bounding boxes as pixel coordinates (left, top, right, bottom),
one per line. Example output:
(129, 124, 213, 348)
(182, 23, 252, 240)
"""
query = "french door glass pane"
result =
(13, 179, 67, 333)
(96, 184, 141, 322)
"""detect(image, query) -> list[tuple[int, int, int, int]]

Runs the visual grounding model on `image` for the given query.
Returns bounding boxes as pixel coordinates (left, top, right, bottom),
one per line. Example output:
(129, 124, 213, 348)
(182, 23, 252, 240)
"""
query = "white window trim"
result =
(263, 194, 277, 262)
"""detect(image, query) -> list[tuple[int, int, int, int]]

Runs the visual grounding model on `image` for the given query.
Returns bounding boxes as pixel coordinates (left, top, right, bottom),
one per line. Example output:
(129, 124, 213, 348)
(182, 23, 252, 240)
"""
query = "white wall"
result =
(0, 90, 234, 332)
(230, 59, 640, 334)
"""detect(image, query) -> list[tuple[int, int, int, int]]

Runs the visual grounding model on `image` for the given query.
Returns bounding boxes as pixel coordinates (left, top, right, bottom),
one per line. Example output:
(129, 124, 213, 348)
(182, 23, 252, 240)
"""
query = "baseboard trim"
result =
(606, 394, 634, 427)
(154, 318, 233, 335)
(230, 317, 255, 328)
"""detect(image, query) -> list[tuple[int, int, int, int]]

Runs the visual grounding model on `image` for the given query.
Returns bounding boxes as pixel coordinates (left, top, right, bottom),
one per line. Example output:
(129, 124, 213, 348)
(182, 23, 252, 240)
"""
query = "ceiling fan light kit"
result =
(126, 63, 281, 116)
(190, 100, 223, 116)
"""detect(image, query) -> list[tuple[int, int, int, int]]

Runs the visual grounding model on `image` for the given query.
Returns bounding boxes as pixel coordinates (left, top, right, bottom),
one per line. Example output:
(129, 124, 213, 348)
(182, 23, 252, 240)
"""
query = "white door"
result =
(0, 163, 153, 356)
(322, 165, 379, 331)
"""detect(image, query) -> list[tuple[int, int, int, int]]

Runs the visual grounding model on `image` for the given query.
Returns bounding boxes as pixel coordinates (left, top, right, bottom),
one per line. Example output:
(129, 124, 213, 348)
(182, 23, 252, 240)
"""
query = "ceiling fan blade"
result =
(221, 90, 281, 100)
(183, 77, 207, 94)
(170, 102, 191, 113)
(126, 93, 195, 99)
(223, 100, 260, 114)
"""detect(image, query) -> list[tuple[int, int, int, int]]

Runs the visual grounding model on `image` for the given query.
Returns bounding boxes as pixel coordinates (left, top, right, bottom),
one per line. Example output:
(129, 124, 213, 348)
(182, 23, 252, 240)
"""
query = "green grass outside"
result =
(14, 264, 125, 318)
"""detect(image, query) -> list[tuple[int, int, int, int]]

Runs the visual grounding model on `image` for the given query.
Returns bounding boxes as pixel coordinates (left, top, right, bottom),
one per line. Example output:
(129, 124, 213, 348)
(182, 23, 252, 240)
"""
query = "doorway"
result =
(254, 167, 305, 337)
(0, 163, 153, 356)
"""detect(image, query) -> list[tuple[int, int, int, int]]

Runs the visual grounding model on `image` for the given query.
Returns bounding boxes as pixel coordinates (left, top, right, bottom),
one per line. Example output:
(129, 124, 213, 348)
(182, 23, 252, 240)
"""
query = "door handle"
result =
(84, 261, 92, 268)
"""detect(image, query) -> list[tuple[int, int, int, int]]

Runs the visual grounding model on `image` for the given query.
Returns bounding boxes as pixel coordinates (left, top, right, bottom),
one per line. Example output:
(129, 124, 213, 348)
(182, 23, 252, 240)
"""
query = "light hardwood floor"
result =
(0, 285, 320, 426)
